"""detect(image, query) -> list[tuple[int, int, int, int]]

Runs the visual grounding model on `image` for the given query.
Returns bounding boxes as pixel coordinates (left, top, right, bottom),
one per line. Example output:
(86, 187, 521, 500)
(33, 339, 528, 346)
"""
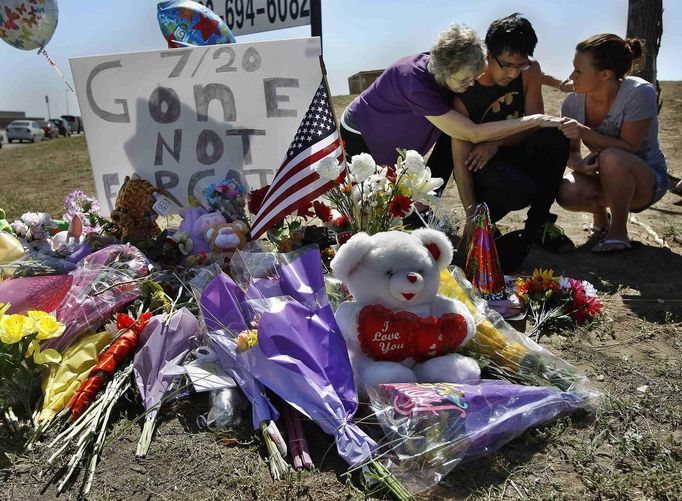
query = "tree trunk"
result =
(626, 0, 663, 110)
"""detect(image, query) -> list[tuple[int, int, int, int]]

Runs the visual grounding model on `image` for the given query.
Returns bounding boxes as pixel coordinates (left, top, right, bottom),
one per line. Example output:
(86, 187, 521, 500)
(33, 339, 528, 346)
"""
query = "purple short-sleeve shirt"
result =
(348, 53, 453, 164)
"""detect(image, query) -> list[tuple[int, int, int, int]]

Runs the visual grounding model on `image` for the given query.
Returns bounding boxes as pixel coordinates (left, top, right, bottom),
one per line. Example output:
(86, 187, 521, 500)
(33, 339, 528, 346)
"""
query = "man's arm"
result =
(450, 98, 477, 217)
(524, 60, 545, 116)
(541, 72, 574, 92)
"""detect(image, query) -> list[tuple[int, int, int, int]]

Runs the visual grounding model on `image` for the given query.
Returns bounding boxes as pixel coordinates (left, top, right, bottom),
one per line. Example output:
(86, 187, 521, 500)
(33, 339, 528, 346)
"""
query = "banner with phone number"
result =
(199, 0, 311, 36)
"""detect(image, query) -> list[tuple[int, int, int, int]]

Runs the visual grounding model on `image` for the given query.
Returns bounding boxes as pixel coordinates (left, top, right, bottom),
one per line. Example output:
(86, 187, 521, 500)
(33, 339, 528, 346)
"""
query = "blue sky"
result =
(1, 0, 680, 118)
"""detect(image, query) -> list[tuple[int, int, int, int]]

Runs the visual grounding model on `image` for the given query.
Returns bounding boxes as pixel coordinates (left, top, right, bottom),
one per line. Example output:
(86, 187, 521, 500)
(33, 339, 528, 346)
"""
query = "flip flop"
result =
(591, 239, 638, 254)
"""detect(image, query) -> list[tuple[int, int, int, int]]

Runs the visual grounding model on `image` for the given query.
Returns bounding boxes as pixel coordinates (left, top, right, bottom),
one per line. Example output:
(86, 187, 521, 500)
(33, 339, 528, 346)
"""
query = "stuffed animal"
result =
(193, 211, 227, 244)
(110, 175, 166, 240)
(330, 229, 480, 395)
(0, 209, 13, 234)
(206, 220, 248, 254)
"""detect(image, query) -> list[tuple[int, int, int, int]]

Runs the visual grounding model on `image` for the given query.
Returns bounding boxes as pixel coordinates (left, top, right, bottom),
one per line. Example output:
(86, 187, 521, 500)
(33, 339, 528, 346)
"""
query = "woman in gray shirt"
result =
(557, 34, 667, 253)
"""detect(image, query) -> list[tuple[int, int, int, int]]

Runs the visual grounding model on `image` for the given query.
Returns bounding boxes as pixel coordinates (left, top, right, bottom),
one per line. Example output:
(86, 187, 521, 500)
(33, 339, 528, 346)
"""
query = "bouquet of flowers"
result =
(63, 190, 103, 234)
(515, 269, 603, 339)
(203, 177, 248, 223)
(368, 381, 589, 495)
(312, 150, 443, 238)
(0, 304, 64, 422)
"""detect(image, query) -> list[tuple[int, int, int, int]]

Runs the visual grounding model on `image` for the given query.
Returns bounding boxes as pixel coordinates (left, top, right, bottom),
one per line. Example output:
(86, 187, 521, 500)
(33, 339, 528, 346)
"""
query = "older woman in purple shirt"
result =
(340, 24, 562, 189)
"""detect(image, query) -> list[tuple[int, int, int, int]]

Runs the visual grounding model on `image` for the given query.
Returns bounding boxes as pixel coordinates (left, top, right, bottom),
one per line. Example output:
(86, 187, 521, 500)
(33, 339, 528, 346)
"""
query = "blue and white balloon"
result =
(0, 0, 59, 51)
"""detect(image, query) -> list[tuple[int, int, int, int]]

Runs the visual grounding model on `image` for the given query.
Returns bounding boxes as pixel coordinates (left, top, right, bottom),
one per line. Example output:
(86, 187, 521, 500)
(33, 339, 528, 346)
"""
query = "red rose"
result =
(248, 185, 270, 215)
(333, 214, 351, 231)
(388, 193, 412, 218)
(313, 201, 333, 222)
(295, 201, 315, 220)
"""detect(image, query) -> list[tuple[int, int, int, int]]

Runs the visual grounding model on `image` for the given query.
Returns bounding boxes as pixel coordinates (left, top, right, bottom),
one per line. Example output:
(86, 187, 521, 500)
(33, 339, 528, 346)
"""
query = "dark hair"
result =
(485, 13, 538, 57)
(576, 34, 644, 79)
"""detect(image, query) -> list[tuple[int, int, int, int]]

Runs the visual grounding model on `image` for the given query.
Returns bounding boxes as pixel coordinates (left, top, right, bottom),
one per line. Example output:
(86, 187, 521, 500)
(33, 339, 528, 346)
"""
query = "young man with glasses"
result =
(437, 13, 575, 257)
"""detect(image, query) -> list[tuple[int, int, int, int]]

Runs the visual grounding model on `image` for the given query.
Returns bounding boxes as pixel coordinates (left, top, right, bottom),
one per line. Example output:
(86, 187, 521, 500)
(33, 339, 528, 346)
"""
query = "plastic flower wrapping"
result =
(367, 381, 589, 494)
(315, 150, 443, 238)
(438, 267, 601, 398)
(45, 244, 151, 352)
(199, 246, 377, 465)
(515, 269, 603, 338)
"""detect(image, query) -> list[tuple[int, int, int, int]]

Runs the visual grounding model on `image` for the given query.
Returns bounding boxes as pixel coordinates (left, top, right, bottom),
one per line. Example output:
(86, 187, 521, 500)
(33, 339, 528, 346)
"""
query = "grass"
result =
(0, 136, 94, 220)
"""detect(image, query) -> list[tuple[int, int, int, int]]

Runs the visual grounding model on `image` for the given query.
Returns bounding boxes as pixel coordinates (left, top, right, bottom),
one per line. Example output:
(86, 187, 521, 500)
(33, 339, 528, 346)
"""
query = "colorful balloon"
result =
(0, 0, 58, 51)
(157, 0, 235, 48)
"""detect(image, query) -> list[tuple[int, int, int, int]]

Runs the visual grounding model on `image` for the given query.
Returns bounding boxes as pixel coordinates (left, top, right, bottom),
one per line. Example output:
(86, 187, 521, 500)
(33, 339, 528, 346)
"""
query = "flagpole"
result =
(319, 55, 349, 172)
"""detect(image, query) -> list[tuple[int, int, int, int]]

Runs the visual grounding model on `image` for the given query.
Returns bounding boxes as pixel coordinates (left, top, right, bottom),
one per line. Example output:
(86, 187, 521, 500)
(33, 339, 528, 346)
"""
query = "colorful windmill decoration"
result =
(464, 203, 506, 300)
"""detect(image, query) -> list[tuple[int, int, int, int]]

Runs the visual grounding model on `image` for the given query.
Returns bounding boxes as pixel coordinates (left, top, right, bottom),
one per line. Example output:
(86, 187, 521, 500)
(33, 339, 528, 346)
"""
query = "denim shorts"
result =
(633, 162, 668, 212)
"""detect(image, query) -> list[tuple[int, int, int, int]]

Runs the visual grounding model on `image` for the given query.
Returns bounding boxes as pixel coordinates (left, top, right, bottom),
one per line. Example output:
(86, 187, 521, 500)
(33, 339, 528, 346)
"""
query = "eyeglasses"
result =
(493, 54, 532, 72)
(449, 74, 476, 88)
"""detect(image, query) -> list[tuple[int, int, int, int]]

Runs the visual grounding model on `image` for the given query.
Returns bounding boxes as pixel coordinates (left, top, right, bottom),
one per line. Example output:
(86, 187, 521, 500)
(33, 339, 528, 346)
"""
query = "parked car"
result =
(61, 115, 83, 134)
(50, 118, 71, 137)
(0, 129, 6, 148)
(7, 120, 44, 143)
(39, 120, 60, 139)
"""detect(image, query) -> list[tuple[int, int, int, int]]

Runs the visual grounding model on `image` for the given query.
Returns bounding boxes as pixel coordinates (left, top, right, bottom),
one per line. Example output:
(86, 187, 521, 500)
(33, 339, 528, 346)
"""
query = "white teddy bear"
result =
(330, 229, 480, 395)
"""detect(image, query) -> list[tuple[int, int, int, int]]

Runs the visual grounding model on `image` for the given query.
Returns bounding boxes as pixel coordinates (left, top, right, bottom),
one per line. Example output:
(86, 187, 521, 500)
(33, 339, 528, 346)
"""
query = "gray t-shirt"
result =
(561, 76, 666, 169)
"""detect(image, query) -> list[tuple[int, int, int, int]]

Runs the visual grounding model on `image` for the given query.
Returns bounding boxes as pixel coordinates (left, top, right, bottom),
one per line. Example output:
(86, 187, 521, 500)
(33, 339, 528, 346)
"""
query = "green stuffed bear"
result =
(0, 209, 14, 234)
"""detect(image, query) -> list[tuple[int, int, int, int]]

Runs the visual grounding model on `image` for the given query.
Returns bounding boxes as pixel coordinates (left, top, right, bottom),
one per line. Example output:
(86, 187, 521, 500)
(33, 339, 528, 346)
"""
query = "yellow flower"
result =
(0, 302, 9, 320)
(236, 329, 258, 352)
(0, 314, 37, 344)
(26, 340, 61, 365)
(532, 268, 556, 281)
(27, 310, 66, 340)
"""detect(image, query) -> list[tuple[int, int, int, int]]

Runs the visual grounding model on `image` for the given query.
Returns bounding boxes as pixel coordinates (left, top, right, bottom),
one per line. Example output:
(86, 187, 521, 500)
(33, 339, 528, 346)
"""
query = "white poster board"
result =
(70, 37, 322, 216)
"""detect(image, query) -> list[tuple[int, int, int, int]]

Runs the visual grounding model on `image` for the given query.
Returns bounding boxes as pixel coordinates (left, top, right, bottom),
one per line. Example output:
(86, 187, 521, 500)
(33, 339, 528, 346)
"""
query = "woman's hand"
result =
(559, 78, 574, 93)
(559, 118, 589, 140)
(525, 113, 563, 128)
(465, 141, 500, 171)
(571, 152, 599, 175)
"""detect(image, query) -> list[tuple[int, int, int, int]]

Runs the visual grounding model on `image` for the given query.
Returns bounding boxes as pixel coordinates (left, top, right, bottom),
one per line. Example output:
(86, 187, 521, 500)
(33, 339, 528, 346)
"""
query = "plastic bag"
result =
(440, 267, 601, 400)
(368, 381, 589, 493)
(205, 387, 246, 430)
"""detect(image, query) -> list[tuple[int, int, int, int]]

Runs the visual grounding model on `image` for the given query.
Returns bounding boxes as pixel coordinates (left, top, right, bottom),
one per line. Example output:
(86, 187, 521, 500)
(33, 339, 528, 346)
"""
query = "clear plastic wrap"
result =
(368, 381, 590, 493)
(45, 244, 151, 351)
(439, 267, 602, 402)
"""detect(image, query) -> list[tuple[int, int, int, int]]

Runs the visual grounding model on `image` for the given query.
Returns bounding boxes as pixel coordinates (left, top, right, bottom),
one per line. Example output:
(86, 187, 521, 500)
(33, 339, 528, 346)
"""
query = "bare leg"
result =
(597, 147, 656, 243)
(557, 172, 609, 229)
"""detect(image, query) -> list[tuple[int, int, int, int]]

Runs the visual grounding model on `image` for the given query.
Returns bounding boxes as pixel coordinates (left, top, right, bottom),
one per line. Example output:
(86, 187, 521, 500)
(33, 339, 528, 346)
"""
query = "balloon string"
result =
(38, 47, 75, 94)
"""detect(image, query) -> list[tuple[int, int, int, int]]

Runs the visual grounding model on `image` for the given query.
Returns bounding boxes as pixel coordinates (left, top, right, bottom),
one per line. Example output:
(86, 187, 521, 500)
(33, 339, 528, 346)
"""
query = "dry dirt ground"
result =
(1, 85, 681, 500)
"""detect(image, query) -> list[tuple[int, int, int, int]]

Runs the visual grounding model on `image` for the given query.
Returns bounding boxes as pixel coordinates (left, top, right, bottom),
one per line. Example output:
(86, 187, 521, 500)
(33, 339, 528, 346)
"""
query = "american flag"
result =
(248, 78, 344, 239)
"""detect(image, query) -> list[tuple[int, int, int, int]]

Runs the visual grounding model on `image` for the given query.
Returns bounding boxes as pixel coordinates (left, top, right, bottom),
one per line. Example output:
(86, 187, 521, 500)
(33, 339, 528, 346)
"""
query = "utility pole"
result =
(310, 0, 322, 56)
(65, 89, 70, 115)
(45, 95, 51, 119)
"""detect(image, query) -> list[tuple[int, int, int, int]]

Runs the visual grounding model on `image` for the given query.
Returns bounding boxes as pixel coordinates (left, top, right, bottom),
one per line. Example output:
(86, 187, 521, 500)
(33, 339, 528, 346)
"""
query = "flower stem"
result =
(366, 459, 415, 501)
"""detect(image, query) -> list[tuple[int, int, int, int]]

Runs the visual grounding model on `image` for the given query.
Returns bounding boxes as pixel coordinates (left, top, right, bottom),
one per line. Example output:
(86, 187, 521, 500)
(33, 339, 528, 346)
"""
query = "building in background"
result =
(347, 69, 384, 94)
(0, 111, 45, 130)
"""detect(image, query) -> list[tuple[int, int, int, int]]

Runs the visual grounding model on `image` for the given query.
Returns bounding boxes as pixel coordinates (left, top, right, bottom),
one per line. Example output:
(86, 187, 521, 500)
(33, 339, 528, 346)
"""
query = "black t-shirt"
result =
(458, 73, 525, 124)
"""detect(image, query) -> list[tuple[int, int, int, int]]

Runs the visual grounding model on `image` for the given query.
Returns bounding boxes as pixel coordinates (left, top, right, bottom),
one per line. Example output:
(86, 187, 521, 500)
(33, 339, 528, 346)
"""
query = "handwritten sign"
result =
(70, 37, 322, 216)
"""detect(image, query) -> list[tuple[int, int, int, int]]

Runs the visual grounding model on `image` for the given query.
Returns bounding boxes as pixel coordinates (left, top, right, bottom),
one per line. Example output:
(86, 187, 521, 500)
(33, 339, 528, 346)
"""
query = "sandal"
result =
(586, 213, 611, 245)
(591, 239, 640, 254)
